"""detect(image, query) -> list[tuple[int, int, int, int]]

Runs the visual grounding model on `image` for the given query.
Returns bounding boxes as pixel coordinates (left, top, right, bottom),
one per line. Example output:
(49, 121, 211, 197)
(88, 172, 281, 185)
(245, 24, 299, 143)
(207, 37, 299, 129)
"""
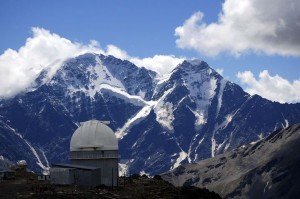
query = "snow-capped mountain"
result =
(162, 123, 300, 199)
(0, 53, 300, 174)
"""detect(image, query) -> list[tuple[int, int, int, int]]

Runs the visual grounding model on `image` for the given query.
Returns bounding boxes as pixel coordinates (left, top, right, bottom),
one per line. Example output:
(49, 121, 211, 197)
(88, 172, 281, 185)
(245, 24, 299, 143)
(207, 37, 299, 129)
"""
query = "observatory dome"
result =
(70, 120, 118, 151)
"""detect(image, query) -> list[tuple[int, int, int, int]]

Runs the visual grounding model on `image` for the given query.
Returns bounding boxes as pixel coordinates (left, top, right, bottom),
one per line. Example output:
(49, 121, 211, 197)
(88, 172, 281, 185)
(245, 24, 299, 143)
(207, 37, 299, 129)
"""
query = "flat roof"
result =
(51, 163, 100, 170)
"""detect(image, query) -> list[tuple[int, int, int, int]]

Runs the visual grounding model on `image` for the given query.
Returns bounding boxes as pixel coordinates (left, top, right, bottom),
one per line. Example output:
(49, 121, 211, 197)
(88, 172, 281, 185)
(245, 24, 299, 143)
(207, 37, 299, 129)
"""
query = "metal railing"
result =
(70, 152, 120, 159)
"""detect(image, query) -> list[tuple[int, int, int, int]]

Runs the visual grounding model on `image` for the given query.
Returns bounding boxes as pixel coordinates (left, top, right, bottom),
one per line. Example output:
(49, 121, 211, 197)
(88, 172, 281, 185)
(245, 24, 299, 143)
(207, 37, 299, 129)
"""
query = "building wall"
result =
(50, 168, 74, 185)
(70, 150, 119, 187)
(70, 150, 119, 159)
(50, 167, 104, 187)
(74, 168, 102, 187)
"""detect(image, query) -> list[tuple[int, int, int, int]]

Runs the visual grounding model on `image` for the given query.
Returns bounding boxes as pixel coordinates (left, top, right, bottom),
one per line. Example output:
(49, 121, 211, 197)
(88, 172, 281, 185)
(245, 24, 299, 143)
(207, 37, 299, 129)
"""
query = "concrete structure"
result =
(50, 164, 101, 187)
(50, 120, 119, 187)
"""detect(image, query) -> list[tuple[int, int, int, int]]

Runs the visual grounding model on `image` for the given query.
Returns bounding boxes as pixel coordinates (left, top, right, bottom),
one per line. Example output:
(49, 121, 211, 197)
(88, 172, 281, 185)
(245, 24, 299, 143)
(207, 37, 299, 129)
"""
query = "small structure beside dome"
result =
(50, 120, 119, 187)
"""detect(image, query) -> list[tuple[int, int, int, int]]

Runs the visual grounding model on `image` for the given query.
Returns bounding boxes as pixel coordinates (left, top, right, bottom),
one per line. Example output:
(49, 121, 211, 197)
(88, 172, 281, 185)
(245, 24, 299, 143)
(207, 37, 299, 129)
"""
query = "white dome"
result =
(70, 120, 118, 151)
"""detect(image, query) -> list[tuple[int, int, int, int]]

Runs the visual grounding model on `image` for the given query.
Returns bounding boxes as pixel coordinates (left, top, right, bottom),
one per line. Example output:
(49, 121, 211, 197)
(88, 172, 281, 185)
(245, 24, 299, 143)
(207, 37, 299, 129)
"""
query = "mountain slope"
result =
(161, 123, 300, 199)
(119, 60, 300, 174)
(0, 53, 150, 171)
(0, 117, 50, 170)
(0, 53, 300, 175)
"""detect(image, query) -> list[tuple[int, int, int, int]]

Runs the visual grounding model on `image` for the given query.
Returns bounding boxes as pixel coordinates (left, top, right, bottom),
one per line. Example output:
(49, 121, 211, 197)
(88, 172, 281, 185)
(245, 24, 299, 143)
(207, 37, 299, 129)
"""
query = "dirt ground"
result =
(0, 171, 221, 199)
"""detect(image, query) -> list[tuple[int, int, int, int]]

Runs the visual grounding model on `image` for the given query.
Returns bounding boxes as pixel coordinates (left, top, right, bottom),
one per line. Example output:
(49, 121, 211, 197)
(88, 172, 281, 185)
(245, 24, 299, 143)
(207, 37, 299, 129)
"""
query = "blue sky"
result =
(0, 0, 299, 102)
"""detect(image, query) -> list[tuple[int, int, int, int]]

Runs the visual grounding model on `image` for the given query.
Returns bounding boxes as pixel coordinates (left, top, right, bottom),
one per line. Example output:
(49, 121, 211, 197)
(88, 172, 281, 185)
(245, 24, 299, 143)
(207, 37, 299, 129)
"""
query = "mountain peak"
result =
(170, 59, 223, 83)
(175, 59, 213, 74)
(184, 59, 203, 66)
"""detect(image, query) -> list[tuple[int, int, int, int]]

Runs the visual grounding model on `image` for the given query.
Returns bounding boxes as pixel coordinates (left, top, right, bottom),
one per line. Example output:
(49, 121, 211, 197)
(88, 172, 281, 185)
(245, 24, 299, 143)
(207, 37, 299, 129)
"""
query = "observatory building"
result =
(50, 120, 119, 187)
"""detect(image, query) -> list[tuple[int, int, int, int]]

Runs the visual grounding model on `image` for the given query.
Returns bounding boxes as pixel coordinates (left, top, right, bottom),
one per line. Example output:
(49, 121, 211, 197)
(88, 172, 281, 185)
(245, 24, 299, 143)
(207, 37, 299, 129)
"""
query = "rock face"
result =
(0, 53, 300, 175)
(162, 123, 300, 199)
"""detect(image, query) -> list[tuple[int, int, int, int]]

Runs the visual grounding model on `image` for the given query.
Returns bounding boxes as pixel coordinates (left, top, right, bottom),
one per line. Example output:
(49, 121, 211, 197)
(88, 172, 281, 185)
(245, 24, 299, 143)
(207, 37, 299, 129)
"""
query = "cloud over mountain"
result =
(0, 27, 297, 103)
(105, 45, 184, 75)
(237, 70, 300, 103)
(0, 27, 182, 99)
(175, 0, 300, 57)
(0, 27, 102, 98)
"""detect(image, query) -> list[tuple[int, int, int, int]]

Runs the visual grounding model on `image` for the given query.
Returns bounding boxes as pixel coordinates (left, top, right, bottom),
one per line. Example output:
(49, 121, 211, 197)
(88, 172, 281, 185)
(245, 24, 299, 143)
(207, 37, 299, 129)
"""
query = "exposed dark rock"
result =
(162, 123, 300, 199)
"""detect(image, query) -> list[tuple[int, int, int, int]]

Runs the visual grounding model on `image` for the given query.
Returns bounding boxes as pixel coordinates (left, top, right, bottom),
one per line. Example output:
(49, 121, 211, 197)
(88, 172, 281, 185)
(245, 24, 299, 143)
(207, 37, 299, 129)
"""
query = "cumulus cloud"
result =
(104, 45, 184, 75)
(175, 0, 300, 56)
(236, 70, 300, 103)
(0, 27, 103, 98)
(0, 27, 182, 98)
(130, 55, 184, 75)
(106, 44, 130, 60)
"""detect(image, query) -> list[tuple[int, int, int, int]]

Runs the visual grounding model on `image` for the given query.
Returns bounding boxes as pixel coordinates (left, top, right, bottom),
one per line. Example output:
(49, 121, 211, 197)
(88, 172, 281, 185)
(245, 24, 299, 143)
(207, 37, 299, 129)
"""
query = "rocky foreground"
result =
(0, 170, 221, 199)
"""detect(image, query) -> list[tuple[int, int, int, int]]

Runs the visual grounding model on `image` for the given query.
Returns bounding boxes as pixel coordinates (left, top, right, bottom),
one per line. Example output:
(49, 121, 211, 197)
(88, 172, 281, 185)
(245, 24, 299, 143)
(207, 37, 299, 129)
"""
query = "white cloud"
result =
(104, 45, 184, 75)
(237, 70, 300, 103)
(175, 0, 300, 57)
(106, 44, 130, 60)
(130, 55, 184, 76)
(0, 27, 103, 98)
(0, 27, 182, 99)
(216, 68, 224, 76)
